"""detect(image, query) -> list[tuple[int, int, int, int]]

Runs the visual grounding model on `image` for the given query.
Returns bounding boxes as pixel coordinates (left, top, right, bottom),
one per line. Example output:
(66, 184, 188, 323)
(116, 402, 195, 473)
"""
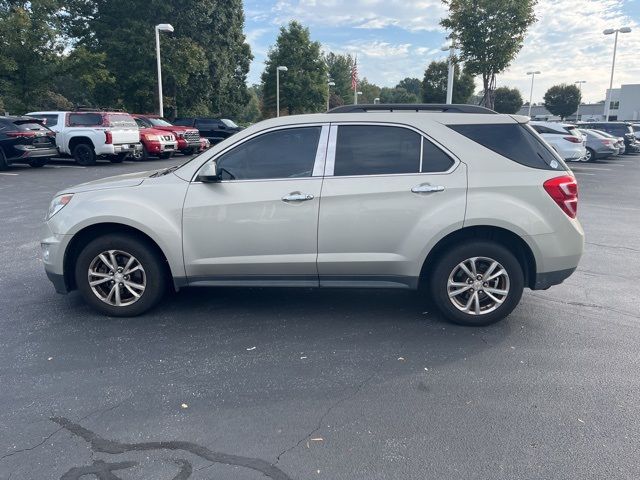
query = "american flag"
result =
(351, 56, 358, 91)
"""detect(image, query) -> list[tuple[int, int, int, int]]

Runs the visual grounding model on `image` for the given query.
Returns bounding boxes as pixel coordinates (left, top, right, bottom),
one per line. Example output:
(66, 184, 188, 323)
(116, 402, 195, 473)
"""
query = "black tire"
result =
(584, 148, 595, 162)
(73, 143, 96, 166)
(0, 148, 9, 171)
(74, 233, 167, 317)
(429, 241, 524, 326)
(29, 158, 49, 168)
(181, 147, 195, 155)
(159, 151, 173, 160)
(110, 153, 128, 163)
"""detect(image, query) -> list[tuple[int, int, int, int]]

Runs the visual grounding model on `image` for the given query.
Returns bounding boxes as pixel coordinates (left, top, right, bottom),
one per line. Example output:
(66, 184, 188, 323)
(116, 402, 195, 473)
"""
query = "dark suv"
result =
(173, 117, 241, 144)
(0, 116, 58, 170)
(578, 122, 639, 153)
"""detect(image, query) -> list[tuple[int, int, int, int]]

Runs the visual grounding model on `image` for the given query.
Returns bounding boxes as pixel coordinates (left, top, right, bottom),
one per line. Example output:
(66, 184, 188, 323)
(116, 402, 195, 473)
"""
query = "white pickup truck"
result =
(26, 110, 142, 165)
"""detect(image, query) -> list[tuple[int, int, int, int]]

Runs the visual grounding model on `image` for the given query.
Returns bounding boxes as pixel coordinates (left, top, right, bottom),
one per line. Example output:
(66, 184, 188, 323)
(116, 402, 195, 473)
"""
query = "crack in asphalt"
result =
(0, 403, 122, 463)
(50, 416, 293, 480)
(585, 241, 640, 253)
(273, 366, 380, 466)
(528, 293, 640, 320)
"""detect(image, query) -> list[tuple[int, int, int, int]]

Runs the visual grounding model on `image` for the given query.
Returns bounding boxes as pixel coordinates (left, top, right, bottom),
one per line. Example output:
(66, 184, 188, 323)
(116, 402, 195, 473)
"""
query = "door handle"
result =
(411, 184, 445, 194)
(282, 192, 314, 202)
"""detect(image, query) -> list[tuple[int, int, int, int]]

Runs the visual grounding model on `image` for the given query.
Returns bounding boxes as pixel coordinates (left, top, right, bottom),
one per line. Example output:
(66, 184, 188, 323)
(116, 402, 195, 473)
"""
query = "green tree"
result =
(380, 87, 419, 104)
(356, 78, 381, 104)
(421, 61, 475, 104)
(325, 52, 355, 105)
(237, 85, 262, 125)
(66, 0, 251, 116)
(261, 21, 327, 116)
(441, 0, 537, 109)
(396, 77, 422, 98)
(544, 84, 581, 120)
(493, 87, 523, 113)
(0, 0, 68, 113)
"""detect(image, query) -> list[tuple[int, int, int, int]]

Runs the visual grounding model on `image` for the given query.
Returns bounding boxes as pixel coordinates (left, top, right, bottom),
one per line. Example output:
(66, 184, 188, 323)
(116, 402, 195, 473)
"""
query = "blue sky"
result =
(243, 0, 640, 103)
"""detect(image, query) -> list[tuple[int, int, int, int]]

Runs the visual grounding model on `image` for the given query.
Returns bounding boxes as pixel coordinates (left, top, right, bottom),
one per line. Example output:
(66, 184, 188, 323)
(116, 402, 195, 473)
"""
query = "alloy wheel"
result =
(87, 250, 146, 307)
(447, 257, 510, 316)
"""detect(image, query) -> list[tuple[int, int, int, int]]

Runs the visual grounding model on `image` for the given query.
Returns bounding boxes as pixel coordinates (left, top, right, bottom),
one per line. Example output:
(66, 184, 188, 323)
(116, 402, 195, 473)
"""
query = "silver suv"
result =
(41, 105, 584, 326)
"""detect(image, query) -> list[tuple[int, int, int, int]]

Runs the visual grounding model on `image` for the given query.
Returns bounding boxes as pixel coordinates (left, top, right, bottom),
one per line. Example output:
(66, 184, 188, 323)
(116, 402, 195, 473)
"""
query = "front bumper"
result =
(533, 268, 576, 290)
(177, 138, 201, 150)
(41, 223, 72, 294)
(146, 140, 178, 154)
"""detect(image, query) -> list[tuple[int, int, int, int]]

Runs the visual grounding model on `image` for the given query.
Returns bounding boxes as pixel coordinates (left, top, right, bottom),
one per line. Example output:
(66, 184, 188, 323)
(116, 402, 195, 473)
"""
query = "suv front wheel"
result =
(429, 241, 524, 326)
(74, 234, 167, 316)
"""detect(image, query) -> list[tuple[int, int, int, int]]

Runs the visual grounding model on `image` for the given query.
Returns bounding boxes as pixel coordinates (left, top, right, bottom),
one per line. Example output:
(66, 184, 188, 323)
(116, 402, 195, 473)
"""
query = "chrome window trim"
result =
(191, 123, 330, 183)
(323, 121, 460, 177)
(312, 125, 330, 177)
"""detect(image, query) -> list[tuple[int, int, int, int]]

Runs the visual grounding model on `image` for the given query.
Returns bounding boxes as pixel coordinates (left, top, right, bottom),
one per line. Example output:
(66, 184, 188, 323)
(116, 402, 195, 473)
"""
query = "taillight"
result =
(105, 131, 113, 144)
(563, 136, 582, 144)
(6, 131, 36, 138)
(544, 176, 578, 219)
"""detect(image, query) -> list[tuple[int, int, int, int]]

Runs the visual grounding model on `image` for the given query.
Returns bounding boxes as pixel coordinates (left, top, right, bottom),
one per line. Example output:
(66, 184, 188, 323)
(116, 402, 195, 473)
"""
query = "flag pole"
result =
(353, 55, 358, 105)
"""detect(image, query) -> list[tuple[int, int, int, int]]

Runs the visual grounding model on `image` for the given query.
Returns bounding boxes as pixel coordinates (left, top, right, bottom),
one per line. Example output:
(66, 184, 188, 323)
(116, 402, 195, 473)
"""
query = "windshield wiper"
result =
(150, 165, 180, 177)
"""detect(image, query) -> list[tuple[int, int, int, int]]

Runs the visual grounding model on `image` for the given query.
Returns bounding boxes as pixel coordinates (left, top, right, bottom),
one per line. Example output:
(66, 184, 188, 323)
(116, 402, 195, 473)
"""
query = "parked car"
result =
(631, 124, 640, 141)
(173, 117, 241, 144)
(577, 129, 619, 161)
(530, 121, 587, 161)
(26, 110, 142, 165)
(132, 115, 201, 155)
(590, 130, 626, 155)
(578, 122, 639, 153)
(132, 118, 177, 160)
(41, 104, 584, 326)
(0, 116, 58, 170)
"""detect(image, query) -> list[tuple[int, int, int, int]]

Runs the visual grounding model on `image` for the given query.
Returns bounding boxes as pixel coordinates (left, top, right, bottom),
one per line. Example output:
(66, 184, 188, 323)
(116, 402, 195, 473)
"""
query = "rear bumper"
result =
(8, 146, 58, 162)
(97, 143, 143, 155)
(532, 267, 576, 290)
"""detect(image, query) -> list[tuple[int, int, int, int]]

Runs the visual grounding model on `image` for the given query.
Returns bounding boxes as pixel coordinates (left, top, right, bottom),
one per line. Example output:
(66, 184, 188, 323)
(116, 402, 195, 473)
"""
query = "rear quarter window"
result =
(68, 113, 103, 127)
(106, 114, 137, 128)
(449, 123, 567, 171)
(14, 121, 49, 132)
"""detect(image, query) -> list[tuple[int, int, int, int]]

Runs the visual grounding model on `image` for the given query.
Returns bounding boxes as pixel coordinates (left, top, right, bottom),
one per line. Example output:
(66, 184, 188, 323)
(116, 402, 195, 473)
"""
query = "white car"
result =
(41, 104, 584, 326)
(530, 121, 586, 162)
(26, 110, 142, 165)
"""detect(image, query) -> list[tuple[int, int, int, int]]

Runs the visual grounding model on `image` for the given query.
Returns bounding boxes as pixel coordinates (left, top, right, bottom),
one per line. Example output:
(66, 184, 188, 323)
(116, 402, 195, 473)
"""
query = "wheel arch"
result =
(419, 225, 538, 290)
(68, 136, 95, 151)
(63, 222, 180, 292)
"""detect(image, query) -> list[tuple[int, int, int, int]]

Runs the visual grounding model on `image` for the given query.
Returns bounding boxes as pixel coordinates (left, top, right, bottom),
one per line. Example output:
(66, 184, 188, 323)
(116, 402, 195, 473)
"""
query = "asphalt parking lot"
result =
(1, 153, 640, 480)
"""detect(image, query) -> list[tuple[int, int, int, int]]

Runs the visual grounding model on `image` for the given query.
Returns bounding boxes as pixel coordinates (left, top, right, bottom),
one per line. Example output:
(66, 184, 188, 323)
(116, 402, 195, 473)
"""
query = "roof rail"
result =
(328, 104, 497, 114)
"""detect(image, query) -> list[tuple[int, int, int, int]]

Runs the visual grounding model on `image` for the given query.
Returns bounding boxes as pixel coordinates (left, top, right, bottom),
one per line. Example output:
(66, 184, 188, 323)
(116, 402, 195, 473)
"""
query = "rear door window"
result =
(334, 125, 421, 176)
(449, 123, 567, 171)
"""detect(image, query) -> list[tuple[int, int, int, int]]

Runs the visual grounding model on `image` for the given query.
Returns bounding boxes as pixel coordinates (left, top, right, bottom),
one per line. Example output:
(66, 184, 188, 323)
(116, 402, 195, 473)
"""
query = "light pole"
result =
(441, 40, 456, 104)
(155, 23, 174, 118)
(276, 66, 288, 117)
(355, 91, 362, 105)
(574, 80, 586, 120)
(526, 71, 541, 118)
(327, 81, 335, 111)
(604, 27, 632, 121)
(374, 97, 380, 104)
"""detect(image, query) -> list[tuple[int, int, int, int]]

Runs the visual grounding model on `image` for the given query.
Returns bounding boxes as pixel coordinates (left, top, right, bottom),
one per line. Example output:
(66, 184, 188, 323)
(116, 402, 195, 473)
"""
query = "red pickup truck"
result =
(132, 114, 201, 155)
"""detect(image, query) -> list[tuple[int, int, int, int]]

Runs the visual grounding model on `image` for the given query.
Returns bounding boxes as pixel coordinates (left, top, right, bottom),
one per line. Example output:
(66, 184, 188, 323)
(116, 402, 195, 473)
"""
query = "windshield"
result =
(148, 117, 174, 127)
(222, 119, 239, 128)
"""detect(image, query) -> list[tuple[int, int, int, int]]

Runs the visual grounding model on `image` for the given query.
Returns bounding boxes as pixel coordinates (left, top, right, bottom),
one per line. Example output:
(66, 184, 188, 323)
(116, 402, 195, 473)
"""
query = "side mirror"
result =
(197, 161, 221, 183)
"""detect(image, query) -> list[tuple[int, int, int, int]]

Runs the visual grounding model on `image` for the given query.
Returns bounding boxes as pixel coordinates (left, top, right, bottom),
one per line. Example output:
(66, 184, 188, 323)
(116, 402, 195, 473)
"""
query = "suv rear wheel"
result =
(74, 234, 167, 316)
(429, 241, 524, 326)
(29, 158, 48, 168)
(0, 149, 8, 171)
(73, 143, 96, 166)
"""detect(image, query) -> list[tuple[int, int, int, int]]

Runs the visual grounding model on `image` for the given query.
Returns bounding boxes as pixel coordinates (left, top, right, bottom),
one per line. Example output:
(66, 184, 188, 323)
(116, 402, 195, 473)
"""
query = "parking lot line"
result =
(47, 165, 87, 169)
(571, 167, 612, 171)
(574, 172, 596, 176)
(0, 172, 19, 176)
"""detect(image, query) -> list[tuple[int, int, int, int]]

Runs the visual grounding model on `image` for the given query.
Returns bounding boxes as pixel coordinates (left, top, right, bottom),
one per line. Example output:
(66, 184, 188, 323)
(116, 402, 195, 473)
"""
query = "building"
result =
(607, 84, 640, 121)
(516, 83, 640, 122)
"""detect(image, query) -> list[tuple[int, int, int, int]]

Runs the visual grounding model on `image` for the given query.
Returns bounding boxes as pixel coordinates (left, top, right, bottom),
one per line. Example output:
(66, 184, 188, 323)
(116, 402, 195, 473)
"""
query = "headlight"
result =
(47, 194, 73, 220)
(144, 134, 160, 141)
(177, 132, 185, 138)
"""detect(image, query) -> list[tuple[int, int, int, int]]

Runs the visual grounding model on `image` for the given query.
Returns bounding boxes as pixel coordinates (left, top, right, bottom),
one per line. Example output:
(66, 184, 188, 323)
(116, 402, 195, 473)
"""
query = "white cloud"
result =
(495, 0, 640, 103)
(271, 0, 446, 31)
